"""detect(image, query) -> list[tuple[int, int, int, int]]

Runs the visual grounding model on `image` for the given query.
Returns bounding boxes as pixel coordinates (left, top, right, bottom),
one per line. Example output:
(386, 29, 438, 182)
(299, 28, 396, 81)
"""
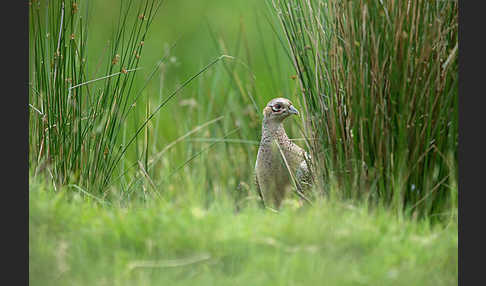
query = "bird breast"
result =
(256, 137, 304, 178)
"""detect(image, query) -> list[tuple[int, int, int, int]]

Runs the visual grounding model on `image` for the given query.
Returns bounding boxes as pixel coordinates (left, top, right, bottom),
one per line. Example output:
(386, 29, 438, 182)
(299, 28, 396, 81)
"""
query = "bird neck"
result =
(261, 119, 288, 142)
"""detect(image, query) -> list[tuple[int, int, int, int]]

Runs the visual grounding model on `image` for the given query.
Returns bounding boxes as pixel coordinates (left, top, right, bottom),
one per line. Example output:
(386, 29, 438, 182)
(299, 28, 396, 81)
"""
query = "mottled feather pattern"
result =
(254, 98, 311, 209)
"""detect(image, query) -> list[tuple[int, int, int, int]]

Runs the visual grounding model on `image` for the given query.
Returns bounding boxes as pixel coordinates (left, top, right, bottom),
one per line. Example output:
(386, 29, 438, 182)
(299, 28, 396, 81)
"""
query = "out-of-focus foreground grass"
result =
(30, 180, 457, 286)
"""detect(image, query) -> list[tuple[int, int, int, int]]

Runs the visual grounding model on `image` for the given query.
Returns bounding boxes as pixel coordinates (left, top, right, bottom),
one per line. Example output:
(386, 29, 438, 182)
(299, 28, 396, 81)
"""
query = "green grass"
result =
(29, 0, 458, 284)
(30, 180, 457, 286)
(29, 0, 164, 191)
(29, 0, 295, 200)
(29, 0, 458, 218)
(272, 0, 458, 219)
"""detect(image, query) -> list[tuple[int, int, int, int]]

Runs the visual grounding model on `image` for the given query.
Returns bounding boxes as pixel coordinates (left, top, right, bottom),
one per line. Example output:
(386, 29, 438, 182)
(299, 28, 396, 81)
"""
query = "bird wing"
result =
(296, 153, 312, 188)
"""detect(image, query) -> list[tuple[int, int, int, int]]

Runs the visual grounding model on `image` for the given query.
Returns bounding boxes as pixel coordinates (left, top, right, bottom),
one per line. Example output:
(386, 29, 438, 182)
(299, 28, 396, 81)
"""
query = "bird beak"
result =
(288, 105, 299, 115)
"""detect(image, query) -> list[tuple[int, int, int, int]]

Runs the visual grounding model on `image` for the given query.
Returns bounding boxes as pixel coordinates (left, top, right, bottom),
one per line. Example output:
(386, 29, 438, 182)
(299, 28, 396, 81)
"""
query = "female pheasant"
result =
(255, 98, 311, 210)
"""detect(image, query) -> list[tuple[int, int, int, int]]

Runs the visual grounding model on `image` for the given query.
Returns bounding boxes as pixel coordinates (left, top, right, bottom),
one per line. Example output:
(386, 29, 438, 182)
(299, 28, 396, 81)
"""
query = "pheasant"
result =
(254, 98, 311, 210)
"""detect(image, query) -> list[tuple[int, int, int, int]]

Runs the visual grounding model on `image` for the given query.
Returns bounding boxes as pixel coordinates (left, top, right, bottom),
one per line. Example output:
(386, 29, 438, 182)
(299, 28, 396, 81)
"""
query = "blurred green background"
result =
(87, 0, 296, 112)
(77, 0, 302, 200)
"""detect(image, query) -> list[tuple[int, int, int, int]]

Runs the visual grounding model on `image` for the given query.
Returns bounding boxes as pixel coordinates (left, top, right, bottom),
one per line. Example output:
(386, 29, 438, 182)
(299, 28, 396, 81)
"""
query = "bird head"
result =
(263, 98, 299, 123)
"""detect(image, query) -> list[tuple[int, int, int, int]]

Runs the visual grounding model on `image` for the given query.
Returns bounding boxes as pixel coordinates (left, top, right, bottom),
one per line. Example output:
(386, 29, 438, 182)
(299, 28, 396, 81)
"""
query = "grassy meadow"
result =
(29, 0, 458, 285)
(30, 180, 457, 286)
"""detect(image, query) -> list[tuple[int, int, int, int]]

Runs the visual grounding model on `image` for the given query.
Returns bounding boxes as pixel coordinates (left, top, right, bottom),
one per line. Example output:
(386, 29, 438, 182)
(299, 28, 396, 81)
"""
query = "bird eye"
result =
(273, 104, 281, 110)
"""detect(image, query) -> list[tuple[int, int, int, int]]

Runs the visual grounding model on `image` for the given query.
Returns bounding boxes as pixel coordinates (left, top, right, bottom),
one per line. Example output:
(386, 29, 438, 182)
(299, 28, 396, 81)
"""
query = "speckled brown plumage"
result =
(254, 98, 310, 210)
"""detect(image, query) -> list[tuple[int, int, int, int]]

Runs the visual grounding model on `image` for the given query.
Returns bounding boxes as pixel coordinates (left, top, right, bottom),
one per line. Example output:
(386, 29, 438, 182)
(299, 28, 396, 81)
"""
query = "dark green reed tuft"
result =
(29, 0, 162, 192)
(272, 0, 458, 219)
